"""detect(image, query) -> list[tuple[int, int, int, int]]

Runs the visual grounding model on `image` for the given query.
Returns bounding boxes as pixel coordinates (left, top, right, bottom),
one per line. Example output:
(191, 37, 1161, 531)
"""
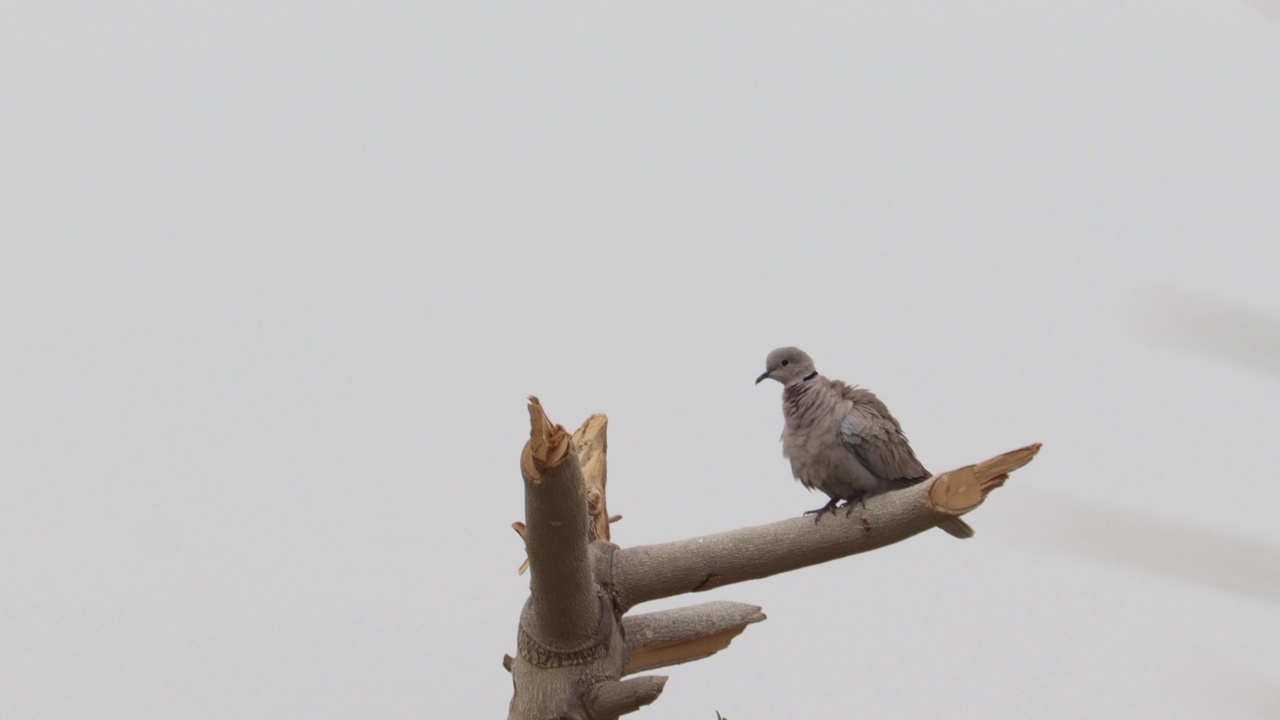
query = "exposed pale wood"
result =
(927, 443, 1041, 513)
(513, 521, 530, 575)
(572, 414, 611, 542)
(522, 395, 571, 480)
(623, 601, 766, 674)
(976, 442, 1042, 478)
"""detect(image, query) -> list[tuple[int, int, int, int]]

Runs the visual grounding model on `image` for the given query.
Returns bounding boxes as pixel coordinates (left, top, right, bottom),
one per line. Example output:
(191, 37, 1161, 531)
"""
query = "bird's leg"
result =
(803, 497, 841, 524)
(842, 492, 869, 518)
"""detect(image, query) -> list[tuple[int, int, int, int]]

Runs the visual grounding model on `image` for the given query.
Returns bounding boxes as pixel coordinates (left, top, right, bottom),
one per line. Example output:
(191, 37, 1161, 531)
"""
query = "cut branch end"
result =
(975, 442, 1042, 478)
(928, 443, 1042, 514)
(522, 396, 571, 480)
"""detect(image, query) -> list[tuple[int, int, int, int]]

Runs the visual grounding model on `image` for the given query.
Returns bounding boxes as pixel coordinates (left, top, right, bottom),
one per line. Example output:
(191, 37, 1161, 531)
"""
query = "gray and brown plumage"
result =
(756, 346, 974, 538)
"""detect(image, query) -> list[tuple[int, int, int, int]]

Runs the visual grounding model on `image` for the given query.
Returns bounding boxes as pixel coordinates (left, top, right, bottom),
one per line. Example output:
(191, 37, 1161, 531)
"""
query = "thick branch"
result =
(613, 444, 1041, 608)
(622, 601, 766, 674)
(521, 396, 597, 648)
(509, 586, 631, 720)
(584, 676, 668, 718)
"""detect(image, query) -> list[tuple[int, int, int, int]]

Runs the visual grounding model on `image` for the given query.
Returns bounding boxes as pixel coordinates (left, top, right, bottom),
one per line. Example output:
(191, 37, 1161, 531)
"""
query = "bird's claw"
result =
(803, 498, 842, 524)
(841, 493, 869, 518)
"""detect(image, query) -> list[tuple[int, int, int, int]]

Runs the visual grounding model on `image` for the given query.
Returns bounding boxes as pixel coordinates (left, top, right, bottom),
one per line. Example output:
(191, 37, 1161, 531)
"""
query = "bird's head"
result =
(755, 346, 816, 386)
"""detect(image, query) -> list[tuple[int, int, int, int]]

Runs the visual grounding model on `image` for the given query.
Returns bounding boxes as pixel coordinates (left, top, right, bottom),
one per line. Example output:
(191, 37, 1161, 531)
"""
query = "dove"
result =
(756, 346, 974, 538)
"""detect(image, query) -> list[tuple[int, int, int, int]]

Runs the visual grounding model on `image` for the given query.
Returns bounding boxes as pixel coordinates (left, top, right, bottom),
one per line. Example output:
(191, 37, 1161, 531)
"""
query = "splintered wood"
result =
(522, 396, 571, 481)
(516, 403, 612, 573)
(928, 443, 1043, 513)
(572, 414, 610, 542)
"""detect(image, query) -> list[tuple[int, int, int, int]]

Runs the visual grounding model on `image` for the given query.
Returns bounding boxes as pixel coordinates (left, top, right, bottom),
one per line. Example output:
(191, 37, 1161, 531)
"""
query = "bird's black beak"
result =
(755, 370, 771, 385)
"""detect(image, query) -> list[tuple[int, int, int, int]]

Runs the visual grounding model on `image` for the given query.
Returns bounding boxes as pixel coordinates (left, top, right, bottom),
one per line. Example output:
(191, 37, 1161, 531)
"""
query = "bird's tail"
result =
(938, 517, 975, 539)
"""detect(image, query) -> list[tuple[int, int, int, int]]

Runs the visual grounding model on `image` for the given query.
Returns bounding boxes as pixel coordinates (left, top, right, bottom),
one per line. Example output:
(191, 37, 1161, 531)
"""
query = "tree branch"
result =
(613, 444, 1041, 609)
(584, 676, 668, 719)
(520, 396, 598, 649)
(622, 600, 766, 674)
(509, 391, 1040, 719)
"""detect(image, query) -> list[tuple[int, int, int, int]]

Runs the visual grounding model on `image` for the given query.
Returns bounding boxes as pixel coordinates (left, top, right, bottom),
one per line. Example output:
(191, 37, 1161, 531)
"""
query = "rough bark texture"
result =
(510, 400, 669, 720)
(521, 397, 598, 650)
(584, 677, 668, 717)
(507, 397, 1041, 719)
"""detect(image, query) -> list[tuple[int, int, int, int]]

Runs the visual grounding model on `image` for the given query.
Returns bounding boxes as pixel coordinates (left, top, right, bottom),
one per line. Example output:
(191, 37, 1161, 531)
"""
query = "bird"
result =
(755, 346, 974, 538)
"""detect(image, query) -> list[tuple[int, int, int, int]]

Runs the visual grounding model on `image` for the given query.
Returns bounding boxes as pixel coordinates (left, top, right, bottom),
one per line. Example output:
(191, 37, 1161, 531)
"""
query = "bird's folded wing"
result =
(838, 403, 930, 486)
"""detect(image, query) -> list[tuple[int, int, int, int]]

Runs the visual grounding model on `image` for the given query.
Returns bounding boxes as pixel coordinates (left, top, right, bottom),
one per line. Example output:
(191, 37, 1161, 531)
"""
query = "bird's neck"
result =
(782, 377, 824, 423)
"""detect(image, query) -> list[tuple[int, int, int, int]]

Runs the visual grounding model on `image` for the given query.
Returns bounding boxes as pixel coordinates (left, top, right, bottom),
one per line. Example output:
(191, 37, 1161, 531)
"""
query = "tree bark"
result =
(509, 399, 670, 720)
(520, 397, 598, 650)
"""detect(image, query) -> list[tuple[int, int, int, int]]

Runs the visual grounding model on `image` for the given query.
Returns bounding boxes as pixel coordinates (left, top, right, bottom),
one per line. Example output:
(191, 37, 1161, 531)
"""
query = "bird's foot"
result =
(842, 493, 869, 518)
(803, 498, 841, 524)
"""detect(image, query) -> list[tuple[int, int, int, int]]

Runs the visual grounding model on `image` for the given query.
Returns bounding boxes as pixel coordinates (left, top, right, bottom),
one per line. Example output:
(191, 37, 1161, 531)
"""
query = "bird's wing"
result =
(835, 383, 930, 486)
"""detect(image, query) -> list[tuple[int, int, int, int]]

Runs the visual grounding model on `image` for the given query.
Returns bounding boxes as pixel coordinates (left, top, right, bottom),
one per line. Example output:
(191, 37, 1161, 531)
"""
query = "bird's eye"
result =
(781, 359, 790, 366)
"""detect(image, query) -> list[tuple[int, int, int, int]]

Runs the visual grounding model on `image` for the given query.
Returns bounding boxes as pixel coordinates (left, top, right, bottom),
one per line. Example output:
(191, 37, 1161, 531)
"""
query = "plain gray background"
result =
(3, 2, 1278, 718)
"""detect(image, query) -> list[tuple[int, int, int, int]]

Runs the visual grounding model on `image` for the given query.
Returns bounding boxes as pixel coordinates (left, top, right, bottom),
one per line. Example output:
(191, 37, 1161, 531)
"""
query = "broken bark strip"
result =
(520, 396, 598, 651)
(612, 444, 1042, 610)
(623, 600, 766, 674)
(572, 414, 611, 542)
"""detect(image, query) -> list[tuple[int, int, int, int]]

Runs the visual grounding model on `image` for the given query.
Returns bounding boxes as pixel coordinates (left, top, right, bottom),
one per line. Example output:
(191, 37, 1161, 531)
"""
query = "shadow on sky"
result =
(1132, 286, 1280, 380)
(1009, 488, 1280, 606)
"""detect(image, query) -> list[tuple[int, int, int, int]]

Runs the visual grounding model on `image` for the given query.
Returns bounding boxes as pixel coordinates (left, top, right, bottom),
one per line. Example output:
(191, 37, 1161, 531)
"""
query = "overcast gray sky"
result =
(3, 2, 1279, 718)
